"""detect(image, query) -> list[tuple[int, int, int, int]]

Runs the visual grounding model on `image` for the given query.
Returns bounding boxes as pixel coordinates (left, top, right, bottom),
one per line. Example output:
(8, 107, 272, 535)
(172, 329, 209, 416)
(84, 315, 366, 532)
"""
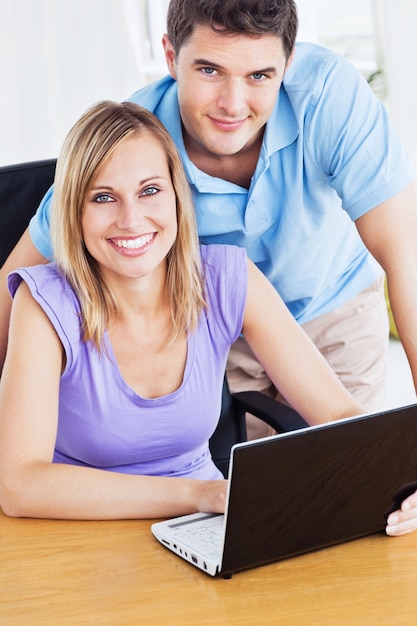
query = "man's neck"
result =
(184, 135, 263, 189)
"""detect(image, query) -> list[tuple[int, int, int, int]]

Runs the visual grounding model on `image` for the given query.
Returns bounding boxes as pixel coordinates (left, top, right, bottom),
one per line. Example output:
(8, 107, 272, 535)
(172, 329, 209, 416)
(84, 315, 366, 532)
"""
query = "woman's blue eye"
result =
(142, 186, 159, 196)
(94, 193, 113, 203)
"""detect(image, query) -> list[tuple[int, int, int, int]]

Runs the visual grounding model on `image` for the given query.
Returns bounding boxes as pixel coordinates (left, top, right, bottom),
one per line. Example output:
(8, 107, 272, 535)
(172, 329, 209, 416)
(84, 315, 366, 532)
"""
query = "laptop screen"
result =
(220, 404, 417, 574)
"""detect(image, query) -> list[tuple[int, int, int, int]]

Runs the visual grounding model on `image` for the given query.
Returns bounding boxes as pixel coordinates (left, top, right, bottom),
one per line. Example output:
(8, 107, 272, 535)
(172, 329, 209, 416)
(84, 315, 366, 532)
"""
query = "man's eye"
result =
(142, 186, 159, 196)
(201, 67, 217, 76)
(251, 72, 266, 81)
(94, 193, 113, 203)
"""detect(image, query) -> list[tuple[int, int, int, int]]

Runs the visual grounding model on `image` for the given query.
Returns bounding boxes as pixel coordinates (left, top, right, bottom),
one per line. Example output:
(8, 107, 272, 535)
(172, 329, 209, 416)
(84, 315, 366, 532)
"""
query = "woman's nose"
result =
(116, 199, 145, 230)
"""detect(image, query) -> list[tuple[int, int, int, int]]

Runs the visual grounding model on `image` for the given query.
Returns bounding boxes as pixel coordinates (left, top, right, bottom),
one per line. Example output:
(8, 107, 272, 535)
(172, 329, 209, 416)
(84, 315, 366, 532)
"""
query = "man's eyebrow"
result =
(192, 58, 278, 74)
(250, 66, 278, 74)
(193, 58, 223, 68)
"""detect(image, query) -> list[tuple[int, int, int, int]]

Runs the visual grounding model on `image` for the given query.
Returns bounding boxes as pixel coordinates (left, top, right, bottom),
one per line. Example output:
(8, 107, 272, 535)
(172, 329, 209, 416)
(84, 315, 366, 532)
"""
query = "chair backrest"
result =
(0, 159, 56, 266)
(209, 377, 248, 478)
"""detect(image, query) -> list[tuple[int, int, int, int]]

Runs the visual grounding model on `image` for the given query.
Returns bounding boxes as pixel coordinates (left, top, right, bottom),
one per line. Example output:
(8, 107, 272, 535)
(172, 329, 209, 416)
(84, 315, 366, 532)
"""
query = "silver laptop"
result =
(152, 403, 417, 577)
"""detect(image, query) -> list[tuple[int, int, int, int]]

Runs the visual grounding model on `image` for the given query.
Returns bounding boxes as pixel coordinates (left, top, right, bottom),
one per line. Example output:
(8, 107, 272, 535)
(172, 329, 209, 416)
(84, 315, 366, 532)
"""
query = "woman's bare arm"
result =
(242, 259, 364, 425)
(0, 228, 48, 374)
(0, 282, 226, 520)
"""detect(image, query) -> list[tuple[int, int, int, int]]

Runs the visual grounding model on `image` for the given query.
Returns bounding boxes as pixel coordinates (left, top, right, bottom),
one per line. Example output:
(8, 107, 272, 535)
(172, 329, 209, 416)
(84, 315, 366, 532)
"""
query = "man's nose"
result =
(216, 79, 246, 117)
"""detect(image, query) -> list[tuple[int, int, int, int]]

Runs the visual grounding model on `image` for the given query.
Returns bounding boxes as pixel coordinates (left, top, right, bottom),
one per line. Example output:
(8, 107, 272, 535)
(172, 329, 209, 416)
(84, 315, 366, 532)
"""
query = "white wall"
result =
(377, 0, 417, 172)
(296, 0, 319, 42)
(0, 0, 165, 166)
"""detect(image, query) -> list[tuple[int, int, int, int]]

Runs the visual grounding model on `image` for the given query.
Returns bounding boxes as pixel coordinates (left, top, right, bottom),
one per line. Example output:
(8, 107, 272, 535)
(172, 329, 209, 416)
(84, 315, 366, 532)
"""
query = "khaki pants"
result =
(227, 276, 389, 440)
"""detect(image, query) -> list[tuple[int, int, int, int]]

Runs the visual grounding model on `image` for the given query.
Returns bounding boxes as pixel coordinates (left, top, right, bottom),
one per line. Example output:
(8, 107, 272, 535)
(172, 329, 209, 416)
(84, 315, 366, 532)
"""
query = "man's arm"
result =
(0, 228, 48, 374)
(355, 181, 417, 395)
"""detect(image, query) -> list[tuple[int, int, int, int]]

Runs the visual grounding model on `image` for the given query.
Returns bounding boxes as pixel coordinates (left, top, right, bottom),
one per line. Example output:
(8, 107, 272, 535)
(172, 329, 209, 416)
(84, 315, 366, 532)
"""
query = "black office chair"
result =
(210, 378, 308, 477)
(0, 159, 57, 266)
(0, 159, 308, 477)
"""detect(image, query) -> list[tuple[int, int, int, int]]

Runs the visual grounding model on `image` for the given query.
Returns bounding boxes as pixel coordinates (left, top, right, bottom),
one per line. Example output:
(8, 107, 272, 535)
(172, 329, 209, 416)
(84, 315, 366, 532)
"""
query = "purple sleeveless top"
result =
(8, 245, 247, 480)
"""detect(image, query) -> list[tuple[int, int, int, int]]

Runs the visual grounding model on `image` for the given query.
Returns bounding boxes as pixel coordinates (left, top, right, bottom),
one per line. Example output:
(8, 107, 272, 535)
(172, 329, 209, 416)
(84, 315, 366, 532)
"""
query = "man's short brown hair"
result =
(167, 0, 298, 59)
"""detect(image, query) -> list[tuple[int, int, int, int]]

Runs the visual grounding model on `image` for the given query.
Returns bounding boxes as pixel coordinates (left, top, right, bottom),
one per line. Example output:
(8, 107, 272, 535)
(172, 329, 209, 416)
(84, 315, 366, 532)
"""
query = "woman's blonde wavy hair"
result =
(51, 100, 206, 350)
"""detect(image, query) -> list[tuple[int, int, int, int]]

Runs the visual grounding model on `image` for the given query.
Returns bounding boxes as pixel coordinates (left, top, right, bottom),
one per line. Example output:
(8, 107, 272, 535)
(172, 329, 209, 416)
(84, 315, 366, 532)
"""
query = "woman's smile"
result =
(108, 232, 157, 253)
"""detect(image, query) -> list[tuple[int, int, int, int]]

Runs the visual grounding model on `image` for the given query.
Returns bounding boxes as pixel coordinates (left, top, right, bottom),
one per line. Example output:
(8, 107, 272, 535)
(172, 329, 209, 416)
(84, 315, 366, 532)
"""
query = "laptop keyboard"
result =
(170, 515, 224, 559)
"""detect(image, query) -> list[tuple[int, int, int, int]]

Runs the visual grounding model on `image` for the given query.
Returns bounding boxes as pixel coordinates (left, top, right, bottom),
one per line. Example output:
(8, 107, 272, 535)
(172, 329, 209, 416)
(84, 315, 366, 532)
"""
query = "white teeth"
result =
(113, 234, 154, 249)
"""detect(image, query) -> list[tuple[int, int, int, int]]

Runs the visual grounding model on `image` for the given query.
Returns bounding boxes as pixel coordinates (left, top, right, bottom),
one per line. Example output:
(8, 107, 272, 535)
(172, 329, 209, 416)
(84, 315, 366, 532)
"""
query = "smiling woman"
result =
(51, 101, 204, 352)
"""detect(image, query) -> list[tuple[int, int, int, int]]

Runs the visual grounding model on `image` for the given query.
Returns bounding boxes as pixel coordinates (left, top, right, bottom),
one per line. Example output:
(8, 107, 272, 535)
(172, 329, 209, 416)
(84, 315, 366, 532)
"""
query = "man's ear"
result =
(284, 48, 296, 74)
(162, 34, 177, 79)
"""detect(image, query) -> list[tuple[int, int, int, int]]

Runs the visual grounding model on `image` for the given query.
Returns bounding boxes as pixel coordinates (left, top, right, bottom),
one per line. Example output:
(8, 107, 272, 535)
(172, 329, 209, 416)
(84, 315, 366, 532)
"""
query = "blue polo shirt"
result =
(30, 43, 414, 323)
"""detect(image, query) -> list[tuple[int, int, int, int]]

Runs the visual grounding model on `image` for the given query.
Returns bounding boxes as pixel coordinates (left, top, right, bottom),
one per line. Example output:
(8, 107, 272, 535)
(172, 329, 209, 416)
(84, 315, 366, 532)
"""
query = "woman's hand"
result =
(194, 479, 228, 514)
(386, 489, 417, 536)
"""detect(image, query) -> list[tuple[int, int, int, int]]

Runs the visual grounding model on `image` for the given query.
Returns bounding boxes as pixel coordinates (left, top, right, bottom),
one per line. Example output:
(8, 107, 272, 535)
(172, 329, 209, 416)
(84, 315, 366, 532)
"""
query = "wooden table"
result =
(2, 509, 417, 625)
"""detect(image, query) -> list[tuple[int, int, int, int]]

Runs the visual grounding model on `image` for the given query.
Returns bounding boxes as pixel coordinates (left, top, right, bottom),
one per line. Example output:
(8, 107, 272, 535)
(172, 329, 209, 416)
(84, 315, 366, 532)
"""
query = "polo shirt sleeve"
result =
(28, 184, 54, 260)
(305, 52, 415, 220)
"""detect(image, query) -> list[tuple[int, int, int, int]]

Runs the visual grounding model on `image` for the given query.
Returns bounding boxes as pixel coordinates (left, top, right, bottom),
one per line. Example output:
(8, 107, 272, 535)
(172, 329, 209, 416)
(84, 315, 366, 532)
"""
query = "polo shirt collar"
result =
(263, 86, 299, 157)
(156, 84, 203, 187)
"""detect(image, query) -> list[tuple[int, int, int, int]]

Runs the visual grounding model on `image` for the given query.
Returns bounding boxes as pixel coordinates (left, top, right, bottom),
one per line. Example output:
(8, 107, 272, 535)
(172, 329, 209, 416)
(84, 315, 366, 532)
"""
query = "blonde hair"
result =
(51, 100, 206, 350)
